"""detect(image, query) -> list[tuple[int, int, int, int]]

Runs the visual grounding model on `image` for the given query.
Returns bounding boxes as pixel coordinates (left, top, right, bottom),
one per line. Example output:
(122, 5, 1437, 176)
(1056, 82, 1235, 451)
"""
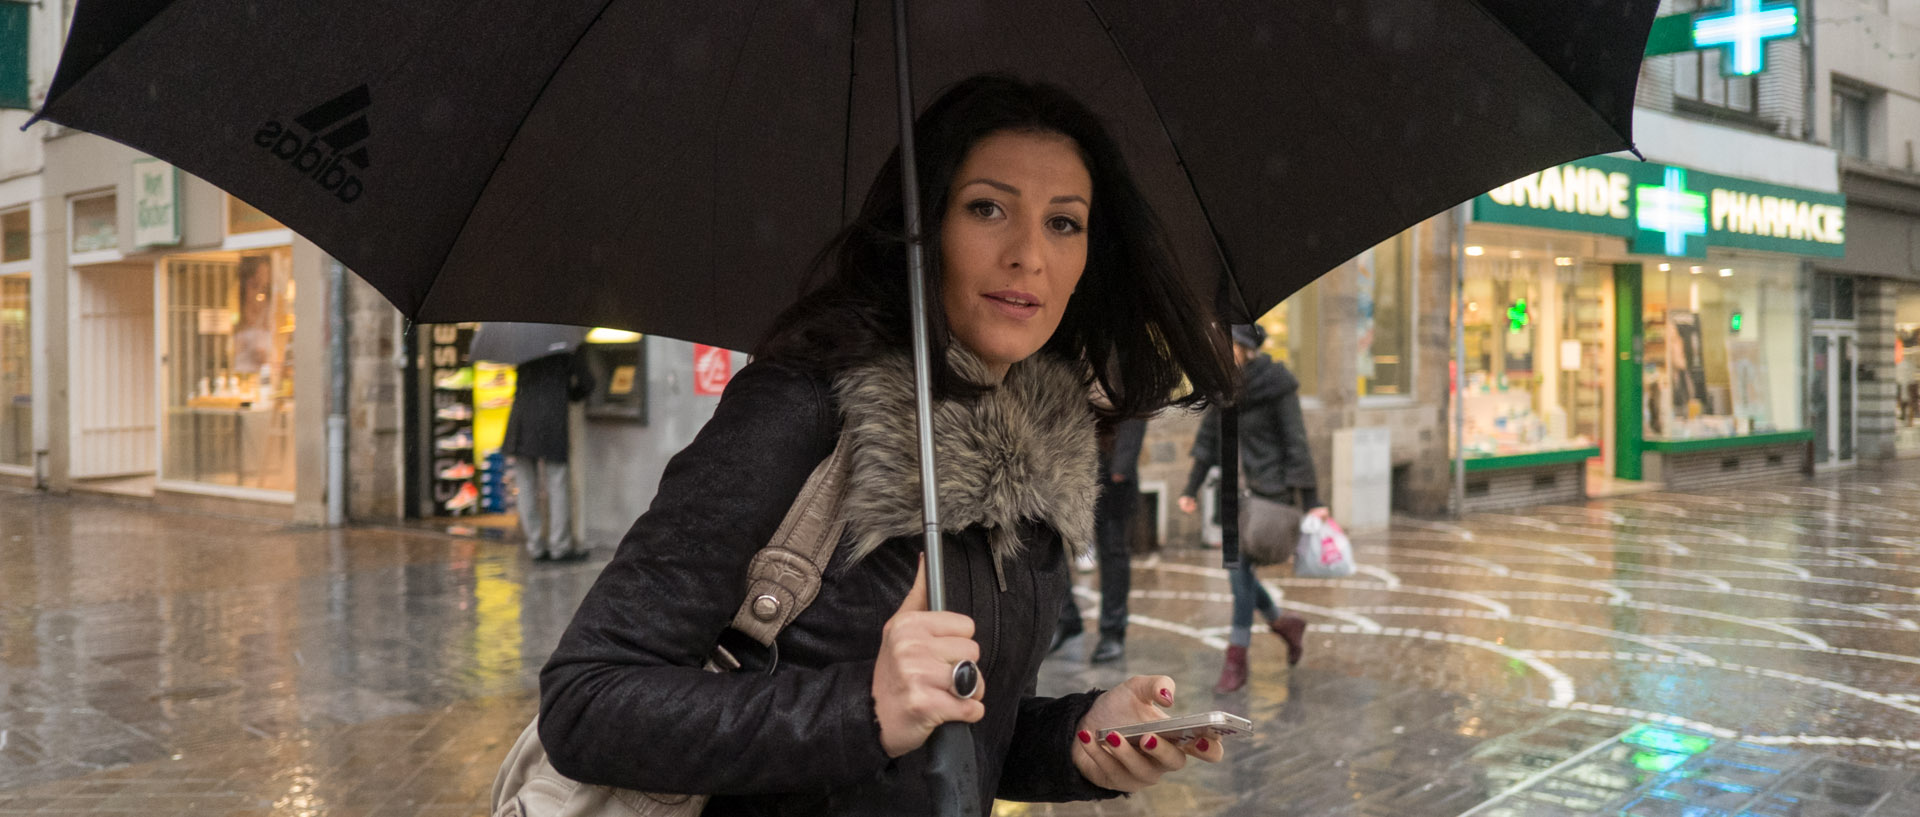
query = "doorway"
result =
(69, 262, 157, 483)
(1809, 327, 1856, 468)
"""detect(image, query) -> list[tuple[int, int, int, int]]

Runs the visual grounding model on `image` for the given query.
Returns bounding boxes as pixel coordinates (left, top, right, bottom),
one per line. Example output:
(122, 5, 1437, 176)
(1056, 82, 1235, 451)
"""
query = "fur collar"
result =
(833, 348, 1099, 572)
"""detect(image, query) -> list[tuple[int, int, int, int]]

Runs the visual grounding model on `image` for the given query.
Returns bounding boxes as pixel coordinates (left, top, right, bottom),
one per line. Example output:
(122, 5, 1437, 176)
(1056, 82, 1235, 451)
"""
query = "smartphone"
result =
(1108, 711, 1252, 744)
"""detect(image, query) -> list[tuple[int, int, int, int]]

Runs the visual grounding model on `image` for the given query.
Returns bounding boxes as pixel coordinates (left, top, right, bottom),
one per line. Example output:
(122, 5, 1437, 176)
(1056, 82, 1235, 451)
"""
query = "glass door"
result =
(1809, 329, 1856, 467)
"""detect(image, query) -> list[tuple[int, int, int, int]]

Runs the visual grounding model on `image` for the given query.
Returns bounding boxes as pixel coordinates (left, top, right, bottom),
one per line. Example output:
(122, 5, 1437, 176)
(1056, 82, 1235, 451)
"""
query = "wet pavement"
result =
(3, 460, 1919, 816)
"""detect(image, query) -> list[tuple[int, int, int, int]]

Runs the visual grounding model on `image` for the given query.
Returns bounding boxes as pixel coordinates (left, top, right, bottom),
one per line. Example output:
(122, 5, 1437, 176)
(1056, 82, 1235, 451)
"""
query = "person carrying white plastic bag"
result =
(1293, 514, 1356, 579)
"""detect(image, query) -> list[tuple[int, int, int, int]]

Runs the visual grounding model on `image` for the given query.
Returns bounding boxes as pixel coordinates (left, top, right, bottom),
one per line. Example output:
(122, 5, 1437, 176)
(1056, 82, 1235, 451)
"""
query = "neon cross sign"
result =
(1692, 0, 1799, 76)
(1635, 167, 1708, 257)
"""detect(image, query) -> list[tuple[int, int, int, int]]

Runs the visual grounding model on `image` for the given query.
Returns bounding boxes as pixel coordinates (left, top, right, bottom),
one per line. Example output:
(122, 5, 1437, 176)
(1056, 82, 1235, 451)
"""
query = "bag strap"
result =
(726, 434, 853, 650)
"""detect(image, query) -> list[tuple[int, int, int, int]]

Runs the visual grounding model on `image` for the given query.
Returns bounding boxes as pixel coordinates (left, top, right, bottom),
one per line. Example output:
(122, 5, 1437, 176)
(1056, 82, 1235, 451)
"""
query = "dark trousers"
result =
(1058, 478, 1139, 639)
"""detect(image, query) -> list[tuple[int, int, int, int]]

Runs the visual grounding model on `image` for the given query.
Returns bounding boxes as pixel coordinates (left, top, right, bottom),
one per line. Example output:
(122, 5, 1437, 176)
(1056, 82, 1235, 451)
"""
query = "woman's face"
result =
(939, 130, 1091, 381)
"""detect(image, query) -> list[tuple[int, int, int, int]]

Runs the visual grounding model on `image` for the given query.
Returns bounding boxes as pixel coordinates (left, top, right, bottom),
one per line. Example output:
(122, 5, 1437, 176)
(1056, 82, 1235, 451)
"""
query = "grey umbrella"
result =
(468, 322, 590, 366)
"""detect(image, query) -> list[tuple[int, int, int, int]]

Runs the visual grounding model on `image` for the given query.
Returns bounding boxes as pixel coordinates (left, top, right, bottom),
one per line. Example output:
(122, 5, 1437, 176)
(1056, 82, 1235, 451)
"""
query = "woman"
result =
(538, 75, 1238, 814)
(1177, 323, 1324, 694)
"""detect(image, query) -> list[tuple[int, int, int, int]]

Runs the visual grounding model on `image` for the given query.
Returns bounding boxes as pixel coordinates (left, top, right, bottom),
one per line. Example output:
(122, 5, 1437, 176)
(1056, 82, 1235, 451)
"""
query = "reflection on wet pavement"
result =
(2, 461, 1918, 815)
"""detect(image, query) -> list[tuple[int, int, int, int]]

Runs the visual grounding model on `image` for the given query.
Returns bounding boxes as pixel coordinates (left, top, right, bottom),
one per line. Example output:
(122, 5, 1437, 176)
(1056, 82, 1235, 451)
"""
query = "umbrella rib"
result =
(842, 0, 862, 225)
(416, 0, 622, 319)
(1077, 0, 1254, 324)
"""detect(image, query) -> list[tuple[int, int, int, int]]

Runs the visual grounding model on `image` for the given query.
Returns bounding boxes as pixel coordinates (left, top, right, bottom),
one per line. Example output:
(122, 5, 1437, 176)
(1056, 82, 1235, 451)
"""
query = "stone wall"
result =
(346, 275, 403, 520)
(1857, 278, 1900, 462)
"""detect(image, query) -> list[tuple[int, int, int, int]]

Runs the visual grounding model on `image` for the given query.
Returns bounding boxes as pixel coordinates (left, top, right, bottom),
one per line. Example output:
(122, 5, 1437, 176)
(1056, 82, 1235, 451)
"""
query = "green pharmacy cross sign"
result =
(1635, 167, 1708, 257)
(1645, 0, 1799, 76)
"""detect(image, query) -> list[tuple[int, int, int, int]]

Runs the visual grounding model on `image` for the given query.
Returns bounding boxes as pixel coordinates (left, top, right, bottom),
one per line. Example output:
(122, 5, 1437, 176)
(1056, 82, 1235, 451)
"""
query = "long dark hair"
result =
(756, 74, 1235, 418)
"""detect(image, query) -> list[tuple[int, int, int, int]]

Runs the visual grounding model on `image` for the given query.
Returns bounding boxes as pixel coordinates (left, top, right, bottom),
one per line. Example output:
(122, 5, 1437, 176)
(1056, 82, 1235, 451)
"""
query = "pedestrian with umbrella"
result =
(531, 75, 1236, 814)
(34, 2, 1660, 812)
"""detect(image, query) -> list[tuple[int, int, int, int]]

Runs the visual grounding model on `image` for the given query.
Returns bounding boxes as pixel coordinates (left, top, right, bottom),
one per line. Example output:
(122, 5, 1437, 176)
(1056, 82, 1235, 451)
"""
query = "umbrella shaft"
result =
(892, 0, 946, 615)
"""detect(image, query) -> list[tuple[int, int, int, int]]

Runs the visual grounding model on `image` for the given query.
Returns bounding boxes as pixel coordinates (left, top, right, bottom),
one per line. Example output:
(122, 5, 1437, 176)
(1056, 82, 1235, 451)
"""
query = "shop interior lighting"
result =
(1657, 263, 1671, 271)
(586, 327, 644, 344)
(1553, 257, 1573, 266)
(1467, 302, 1479, 312)
(1508, 250, 1524, 259)
(1718, 268, 1733, 277)
(1465, 246, 1485, 256)
(1690, 265, 1704, 274)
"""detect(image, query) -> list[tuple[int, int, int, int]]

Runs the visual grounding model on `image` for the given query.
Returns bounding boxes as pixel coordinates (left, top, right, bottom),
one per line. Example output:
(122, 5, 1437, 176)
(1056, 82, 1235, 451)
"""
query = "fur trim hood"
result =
(833, 348, 1100, 573)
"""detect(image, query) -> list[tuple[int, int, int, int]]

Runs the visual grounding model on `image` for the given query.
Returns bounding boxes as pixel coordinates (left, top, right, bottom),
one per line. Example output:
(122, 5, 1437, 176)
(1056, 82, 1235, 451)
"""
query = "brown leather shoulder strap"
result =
(728, 435, 852, 648)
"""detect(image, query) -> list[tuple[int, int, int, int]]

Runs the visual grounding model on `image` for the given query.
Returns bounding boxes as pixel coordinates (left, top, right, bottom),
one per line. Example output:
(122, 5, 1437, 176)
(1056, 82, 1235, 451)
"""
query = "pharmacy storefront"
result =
(1462, 155, 1844, 507)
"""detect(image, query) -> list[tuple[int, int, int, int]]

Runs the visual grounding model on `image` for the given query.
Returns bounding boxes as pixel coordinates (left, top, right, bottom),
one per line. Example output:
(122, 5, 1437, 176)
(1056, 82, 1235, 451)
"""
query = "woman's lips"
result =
(984, 292, 1041, 319)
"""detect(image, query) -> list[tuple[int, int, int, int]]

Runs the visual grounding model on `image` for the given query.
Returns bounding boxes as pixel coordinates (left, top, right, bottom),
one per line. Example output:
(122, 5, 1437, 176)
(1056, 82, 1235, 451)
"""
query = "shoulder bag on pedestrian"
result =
(1237, 487, 1303, 567)
(490, 437, 853, 817)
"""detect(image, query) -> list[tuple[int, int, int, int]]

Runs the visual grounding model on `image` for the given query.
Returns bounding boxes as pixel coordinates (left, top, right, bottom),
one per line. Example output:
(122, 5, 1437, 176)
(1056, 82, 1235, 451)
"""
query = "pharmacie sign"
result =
(1473, 155, 1845, 258)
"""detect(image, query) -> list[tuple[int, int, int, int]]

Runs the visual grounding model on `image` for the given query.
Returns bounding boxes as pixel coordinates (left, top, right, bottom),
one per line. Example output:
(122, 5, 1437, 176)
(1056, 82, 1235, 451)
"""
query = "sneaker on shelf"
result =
(478, 395, 512, 410)
(446, 482, 479, 512)
(435, 403, 473, 421)
(436, 430, 475, 451)
(435, 368, 475, 390)
(438, 461, 475, 480)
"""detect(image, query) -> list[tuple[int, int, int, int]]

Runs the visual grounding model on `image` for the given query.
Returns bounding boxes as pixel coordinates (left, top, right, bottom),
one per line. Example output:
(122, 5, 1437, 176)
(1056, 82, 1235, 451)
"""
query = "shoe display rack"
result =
(429, 323, 479, 516)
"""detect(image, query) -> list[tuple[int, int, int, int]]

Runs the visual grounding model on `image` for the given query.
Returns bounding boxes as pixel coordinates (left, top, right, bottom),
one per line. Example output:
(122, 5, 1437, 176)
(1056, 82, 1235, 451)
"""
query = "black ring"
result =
(949, 660, 982, 699)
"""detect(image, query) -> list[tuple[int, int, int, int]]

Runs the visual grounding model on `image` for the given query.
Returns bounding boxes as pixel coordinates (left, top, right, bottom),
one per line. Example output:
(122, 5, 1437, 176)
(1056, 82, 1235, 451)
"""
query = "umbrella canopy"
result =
(36, 0, 1657, 350)
(469, 322, 589, 367)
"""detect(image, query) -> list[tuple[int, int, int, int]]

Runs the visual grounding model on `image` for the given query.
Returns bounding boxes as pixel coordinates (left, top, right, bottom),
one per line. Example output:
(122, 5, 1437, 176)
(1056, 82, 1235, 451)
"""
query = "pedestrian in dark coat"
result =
(537, 75, 1240, 814)
(1178, 323, 1326, 693)
(1052, 415, 1148, 663)
(502, 349, 594, 560)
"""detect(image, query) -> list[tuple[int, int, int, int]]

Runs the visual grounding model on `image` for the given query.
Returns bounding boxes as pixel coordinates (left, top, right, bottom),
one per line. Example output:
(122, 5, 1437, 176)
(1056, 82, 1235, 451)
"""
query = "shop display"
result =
(1641, 261, 1800, 441)
(428, 323, 478, 516)
(162, 248, 297, 491)
(1459, 246, 1604, 458)
(481, 451, 514, 513)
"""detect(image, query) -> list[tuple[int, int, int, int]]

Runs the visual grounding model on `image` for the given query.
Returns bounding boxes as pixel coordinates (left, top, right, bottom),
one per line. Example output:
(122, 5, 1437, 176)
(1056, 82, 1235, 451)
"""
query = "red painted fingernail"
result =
(1078, 730, 1093, 744)
(1105, 732, 1123, 747)
(1159, 688, 1173, 702)
(1145, 736, 1158, 750)
(1196, 738, 1210, 752)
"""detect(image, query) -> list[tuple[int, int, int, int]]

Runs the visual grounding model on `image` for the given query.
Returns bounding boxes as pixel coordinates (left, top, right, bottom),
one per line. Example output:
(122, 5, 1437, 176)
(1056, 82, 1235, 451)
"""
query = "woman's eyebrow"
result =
(957, 178, 1019, 196)
(958, 178, 1088, 208)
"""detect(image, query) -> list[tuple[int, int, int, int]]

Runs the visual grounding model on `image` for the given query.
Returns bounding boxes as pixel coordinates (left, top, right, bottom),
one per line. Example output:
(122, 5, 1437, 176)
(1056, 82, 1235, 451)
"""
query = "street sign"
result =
(693, 344, 732, 396)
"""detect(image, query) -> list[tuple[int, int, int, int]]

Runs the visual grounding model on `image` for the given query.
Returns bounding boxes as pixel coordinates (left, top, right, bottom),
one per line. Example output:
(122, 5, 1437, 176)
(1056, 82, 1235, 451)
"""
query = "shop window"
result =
(1811, 273, 1856, 321)
(1832, 83, 1873, 161)
(1251, 279, 1319, 398)
(70, 193, 117, 256)
(0, 274, 27, 466)
(1460, 247, 1606, 457)
(1642, 260, 1802, 440)
(1, 208, 27, 264)
(226, 194, 285, 236)
(161, 248, 296, 491)
(1355, 233, 1414, 398)
(1895, 284, 1920, 453)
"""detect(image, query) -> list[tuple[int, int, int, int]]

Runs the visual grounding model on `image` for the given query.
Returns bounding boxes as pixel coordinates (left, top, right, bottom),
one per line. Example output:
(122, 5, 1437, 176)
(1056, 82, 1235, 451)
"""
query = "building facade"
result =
(1810, 0, 1920, 462)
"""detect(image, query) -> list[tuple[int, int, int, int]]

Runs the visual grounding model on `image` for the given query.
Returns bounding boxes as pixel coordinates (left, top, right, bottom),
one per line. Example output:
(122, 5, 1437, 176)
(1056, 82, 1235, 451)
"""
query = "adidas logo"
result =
(253, 85, 371, 203)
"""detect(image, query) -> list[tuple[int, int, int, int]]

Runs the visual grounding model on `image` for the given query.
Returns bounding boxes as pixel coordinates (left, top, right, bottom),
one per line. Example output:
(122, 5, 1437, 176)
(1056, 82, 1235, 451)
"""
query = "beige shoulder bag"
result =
(491, 437, 852, 817)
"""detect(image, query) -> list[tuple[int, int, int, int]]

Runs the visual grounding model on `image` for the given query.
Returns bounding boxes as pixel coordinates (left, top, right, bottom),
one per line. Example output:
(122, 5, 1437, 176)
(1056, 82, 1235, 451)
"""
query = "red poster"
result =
(693, 344, 733, 396)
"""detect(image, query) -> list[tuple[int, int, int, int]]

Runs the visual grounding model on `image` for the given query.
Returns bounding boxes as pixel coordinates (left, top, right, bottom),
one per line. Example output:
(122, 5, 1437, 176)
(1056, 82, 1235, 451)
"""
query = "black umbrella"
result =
(34, 1, 1657, 811)
(469, 322, 589, 367)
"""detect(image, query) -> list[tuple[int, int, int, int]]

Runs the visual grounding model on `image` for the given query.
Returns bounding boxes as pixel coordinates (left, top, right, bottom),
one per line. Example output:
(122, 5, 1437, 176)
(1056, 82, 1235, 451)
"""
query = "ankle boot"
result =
(1213, 645, 1250, 694)
(1270, 614, 1307, 666)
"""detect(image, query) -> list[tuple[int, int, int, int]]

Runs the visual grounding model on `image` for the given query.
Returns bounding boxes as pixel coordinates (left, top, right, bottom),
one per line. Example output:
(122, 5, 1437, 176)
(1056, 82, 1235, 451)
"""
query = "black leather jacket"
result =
(1183, 355, 1320, 507)
(539, 360, 1116, 815)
